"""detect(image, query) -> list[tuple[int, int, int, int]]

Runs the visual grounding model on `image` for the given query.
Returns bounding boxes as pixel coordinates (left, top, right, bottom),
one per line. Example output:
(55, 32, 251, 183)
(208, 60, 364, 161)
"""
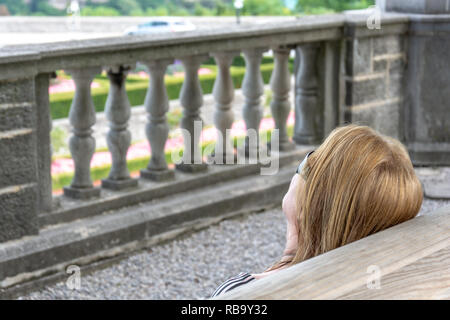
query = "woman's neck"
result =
(252, 223, 298, 280)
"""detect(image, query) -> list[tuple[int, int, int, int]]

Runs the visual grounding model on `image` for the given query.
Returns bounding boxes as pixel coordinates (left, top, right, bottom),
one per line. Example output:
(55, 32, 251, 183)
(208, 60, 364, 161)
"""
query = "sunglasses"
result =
(296, 151, 315, 175)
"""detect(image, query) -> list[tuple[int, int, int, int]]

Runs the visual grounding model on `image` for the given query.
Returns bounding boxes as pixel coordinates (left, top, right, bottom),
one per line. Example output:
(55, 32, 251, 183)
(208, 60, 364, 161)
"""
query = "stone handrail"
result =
(0, 12, 411, 243)
(0, 13, 411, 75)
(217, 205, 450, 299)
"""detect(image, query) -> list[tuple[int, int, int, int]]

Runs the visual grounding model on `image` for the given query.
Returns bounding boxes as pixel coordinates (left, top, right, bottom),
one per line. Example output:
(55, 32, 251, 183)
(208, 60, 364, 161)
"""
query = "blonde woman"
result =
(212, 125, 423, 297)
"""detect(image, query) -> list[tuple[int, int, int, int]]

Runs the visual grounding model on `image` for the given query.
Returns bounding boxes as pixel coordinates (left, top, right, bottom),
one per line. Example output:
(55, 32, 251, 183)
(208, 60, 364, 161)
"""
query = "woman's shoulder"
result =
(211, 272, 256, 298)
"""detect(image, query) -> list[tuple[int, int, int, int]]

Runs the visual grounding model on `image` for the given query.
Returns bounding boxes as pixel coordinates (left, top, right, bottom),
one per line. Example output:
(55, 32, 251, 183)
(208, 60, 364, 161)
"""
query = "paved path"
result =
(18, 167, 450, 299)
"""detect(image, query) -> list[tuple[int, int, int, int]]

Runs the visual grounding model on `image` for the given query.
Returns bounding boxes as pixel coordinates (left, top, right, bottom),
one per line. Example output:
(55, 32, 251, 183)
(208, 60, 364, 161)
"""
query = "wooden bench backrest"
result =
(217, 205, 450, 299)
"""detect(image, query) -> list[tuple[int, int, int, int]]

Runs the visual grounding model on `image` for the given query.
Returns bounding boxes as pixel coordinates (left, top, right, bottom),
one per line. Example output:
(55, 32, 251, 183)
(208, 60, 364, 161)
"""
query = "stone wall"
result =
(385, 0, 450, 14)
(344, 33, 407, 140)
(0, 77, 39, 242)
(405, 15, 450, 165)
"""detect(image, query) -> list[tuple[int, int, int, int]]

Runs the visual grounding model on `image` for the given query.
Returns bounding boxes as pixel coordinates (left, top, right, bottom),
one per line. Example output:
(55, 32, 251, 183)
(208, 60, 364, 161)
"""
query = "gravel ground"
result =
(19, 208, 286, 300)
(18, 167, 450, 300)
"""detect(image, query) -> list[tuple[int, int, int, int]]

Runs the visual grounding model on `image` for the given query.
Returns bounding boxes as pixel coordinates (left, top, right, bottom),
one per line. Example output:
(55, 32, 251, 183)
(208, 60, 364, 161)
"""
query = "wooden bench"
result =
(217, 205, 450, 299)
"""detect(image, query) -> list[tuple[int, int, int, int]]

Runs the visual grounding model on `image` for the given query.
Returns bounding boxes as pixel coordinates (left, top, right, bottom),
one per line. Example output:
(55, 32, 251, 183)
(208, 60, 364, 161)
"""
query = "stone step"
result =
(0, 146, 312, 297)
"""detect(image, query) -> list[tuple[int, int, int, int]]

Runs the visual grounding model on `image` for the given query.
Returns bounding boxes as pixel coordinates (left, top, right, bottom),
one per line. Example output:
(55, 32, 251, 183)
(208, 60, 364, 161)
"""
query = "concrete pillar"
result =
(0, 74, 39, 242)
(101, 66, 138, 190)
(376, 0, 386, 11)
(176, 55, 209, 173)
(34, 73, 54, 212)
(386, 0, 450, 165)
(270, 47, 295, 151)
(293, 43, 321, 145)
(63, 67, 102, 199)
(385, 0, 450, 14)
(140, 58, 175, 181)
(210, 51, 239, 164)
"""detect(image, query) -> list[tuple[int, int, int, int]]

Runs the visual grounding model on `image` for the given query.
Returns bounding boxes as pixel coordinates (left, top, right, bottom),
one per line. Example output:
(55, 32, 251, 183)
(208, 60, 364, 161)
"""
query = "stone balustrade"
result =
(0, 12, 448, 245)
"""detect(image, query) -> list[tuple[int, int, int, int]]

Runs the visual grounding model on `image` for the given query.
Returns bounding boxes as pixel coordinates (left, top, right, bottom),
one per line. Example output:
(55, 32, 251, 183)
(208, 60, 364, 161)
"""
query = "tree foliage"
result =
(0, 0, 375, 16)
(296, 0, 375, 13)
(242, 0, 286, 16)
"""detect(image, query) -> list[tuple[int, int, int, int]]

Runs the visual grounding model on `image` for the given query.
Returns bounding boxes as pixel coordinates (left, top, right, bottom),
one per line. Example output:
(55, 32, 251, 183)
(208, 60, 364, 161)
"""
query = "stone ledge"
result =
(344, 13, 409, 38)
(424, 183, 450, 200)
(409, 150, 450, 166)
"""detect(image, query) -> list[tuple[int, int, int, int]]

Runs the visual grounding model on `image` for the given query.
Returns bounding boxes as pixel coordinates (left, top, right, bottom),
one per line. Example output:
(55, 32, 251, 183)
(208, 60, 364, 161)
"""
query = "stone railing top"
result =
(0, 12, 411, 76)
(1, 15, 345, 58)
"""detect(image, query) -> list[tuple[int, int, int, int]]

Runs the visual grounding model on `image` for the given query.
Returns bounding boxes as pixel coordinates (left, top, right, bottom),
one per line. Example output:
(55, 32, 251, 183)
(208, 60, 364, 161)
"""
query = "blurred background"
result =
(0, 0, 375, 46)
(0, 0, 374, 17)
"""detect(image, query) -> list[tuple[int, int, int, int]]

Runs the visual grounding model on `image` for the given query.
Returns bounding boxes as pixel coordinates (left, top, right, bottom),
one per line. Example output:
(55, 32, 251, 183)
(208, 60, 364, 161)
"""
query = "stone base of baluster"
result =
(207, 152, 237, 165)
(238, 141, 269, 159)
(236, 146, 271, 163)
(175, 162, 208, 173)
(101, 178, 138, 191)
(63, 186, 101, 200)
(267, 140, 296, 152)
(293, 134, 321, 145)
(140, 168, 175, 181)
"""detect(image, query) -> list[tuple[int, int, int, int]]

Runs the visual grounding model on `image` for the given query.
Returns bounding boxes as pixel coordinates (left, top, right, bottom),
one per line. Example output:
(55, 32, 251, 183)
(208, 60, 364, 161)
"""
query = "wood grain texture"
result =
(339, 246, 450, 299)
(217, 205, 450, 300)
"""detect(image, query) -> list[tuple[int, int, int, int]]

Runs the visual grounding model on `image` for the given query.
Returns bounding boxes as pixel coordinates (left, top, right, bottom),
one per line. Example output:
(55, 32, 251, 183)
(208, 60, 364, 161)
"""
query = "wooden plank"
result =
(338, 246, 450, 299)
(217, 205, 450, 299)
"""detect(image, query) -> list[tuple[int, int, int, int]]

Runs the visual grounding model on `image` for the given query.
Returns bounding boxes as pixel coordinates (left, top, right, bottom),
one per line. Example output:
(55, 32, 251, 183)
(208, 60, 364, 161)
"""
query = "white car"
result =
(124, 18, 196, 35)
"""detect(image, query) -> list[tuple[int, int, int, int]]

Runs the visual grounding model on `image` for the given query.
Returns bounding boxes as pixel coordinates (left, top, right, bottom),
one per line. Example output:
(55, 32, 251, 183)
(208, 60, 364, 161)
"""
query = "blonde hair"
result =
(269, 125, 423, 270)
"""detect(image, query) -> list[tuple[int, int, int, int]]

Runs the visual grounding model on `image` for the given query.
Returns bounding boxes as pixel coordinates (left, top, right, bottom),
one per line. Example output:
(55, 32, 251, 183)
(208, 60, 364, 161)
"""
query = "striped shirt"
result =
(211, 272, 256, 298)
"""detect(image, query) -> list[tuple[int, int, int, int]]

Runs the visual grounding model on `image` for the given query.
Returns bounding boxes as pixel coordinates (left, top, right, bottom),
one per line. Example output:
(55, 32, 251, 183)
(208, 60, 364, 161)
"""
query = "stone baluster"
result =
(63, 67, 102, 199)
(270, 47, 295, 151)
(242, 47, 267, 158)
(176, 55, 209, 173)
(210, 51, 240, 164)
(293, 43, 321, 145)
(140, 58, 175, 181)
(101, 65, 138, 190)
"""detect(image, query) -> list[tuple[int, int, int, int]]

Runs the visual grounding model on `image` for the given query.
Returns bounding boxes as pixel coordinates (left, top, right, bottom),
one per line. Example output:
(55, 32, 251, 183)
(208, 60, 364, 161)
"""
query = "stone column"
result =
(383, 0, 450, 165)
(63, 67, 102, 199)
(293, 43, 321, 145)
(35, 73, 54, 212)
(210, 51, 239, 164)
(385, 0, 450, 13)
(140, 58, 175, 181)
(0, 74, 39, 242)
(242, 47, 267, 158)
(270, 47, 295, 151)
(176, 55, 209, 173)
(101, 66, 138, 190)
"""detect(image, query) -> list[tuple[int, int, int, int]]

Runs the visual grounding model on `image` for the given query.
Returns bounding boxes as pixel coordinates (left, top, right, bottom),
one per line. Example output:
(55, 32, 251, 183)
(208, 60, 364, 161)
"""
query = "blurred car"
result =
(124, 18, 196, 35)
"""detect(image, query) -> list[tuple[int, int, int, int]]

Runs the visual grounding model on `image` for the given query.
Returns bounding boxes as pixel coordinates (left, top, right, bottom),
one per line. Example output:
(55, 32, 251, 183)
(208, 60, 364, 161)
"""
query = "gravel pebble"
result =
(18, 167, 450, 300)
